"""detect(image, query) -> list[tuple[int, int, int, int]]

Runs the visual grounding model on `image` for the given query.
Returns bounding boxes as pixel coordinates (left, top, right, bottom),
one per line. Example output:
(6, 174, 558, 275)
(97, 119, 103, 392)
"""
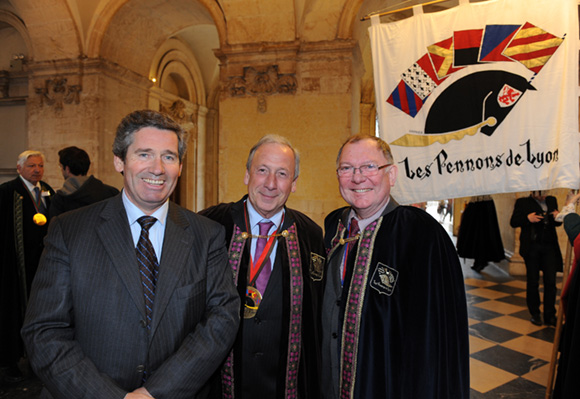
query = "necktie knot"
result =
(254, 221, 275, 294)
(349, 218, 360, 237)
(258, 220, 274, 236)
(138, 216, 157, 232)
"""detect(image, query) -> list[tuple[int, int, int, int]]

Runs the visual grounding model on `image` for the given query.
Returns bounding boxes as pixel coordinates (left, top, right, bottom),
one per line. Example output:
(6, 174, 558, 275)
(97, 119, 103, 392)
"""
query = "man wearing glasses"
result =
(321, 134, 469, 399)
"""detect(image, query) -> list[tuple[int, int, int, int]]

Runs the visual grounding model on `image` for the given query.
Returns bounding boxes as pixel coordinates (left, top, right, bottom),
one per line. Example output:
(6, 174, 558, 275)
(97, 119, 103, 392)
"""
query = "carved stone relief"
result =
(160, 99, 198, 140)
(34, 77, 81, 110)
(225, 65, 297, 113)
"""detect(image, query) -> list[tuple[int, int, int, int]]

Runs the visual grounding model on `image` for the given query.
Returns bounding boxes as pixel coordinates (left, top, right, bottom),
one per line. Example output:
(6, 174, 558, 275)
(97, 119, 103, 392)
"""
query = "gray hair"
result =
(113, 110, 187, 162)
(246, 134, 300, 180)
(17, 150, 45, 167)
(336, 134, 394, 166)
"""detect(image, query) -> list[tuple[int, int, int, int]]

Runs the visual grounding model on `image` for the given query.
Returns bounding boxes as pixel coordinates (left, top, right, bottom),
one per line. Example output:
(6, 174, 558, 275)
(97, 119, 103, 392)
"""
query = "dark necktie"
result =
(255, 221, 274, 294)
(347, 218, 360, 256)
(136, 216, 159, 329)
(342, 218, 360, 285)
(34, 186, 46, 214)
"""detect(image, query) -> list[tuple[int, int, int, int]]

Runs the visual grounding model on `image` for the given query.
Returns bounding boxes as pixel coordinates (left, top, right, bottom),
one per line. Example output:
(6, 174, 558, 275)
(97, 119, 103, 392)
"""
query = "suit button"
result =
(140, 320, 147, 328)
(253, 352, 264, 358)
(254, 317, 261, 325)
(332, 332, 338, 339)
(136, 365, 145, 373)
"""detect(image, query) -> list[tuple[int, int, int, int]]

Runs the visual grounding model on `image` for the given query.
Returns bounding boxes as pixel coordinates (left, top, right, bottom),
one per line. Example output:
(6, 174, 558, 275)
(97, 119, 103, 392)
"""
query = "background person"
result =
(510, 190, 562, 326)
(0, 150, 54, 385)
(49, 146, 119, 218)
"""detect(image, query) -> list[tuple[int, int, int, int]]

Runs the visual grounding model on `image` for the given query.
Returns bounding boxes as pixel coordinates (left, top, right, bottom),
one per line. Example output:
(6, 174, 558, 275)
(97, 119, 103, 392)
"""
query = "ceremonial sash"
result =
(221, 223, 303, 399)
(330, 217, 383, 399)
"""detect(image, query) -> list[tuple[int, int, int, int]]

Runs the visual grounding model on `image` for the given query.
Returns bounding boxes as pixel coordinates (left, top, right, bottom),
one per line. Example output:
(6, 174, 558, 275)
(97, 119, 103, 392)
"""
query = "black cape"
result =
(0, 177, 54, 365)
(200, 196, 326, 399)
(323, 203, 470, 398)
(456, 198, 505, 262)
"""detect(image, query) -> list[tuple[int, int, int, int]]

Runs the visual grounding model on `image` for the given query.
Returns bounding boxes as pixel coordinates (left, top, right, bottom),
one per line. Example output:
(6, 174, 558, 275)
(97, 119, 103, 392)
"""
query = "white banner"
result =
(370, 0, 579, 204)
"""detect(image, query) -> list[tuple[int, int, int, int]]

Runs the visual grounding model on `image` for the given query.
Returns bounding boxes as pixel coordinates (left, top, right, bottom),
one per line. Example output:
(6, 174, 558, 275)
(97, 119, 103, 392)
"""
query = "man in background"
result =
(510, 190, 562, 326)
(200, 135, 325, 398)
(22, 110, 239, 399)
(321, 134, 469, 399)
(49, 146, 119, 218)
(0, 151, 54, 385)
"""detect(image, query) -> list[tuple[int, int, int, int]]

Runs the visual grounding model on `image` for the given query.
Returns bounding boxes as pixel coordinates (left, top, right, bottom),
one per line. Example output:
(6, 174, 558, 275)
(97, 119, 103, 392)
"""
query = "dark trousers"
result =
(523, 243, 558, 319)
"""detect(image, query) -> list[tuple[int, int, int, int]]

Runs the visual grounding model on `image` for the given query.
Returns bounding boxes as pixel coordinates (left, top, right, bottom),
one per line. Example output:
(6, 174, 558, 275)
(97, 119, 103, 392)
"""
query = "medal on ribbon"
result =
(244, 286, 262, 319)
(33, 213, 47, 225)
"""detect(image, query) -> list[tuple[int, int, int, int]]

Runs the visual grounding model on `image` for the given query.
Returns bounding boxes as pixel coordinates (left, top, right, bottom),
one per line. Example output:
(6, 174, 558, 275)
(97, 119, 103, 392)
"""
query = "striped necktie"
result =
(136, 216, 159, 329)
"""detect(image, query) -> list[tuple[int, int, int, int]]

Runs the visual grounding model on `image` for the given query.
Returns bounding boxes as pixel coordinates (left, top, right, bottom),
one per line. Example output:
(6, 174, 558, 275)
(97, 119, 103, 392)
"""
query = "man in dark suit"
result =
(21, 110, 240, 399)
(510, 191, 563, 326)
(49, 146, 119, 218)
(0, 150, 54, 384)
(200, 135, 325, 398)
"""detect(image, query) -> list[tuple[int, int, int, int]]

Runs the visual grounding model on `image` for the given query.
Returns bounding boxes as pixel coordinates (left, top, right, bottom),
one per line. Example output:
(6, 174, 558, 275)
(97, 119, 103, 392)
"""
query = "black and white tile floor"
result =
(463, 259, 559, 398)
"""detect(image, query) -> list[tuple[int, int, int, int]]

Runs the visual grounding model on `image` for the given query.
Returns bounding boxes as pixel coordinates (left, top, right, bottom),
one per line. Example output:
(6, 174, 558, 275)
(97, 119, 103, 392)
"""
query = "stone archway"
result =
(0, 9, 33, 183)
(149, 38, 209, 210)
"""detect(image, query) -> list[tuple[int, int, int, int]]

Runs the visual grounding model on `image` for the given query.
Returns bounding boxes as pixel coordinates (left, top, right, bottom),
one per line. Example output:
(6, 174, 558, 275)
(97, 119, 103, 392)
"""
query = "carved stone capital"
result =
(224, 65, 297, 113)
(160, 99, 198, 139)
(34, 77, 81, 110)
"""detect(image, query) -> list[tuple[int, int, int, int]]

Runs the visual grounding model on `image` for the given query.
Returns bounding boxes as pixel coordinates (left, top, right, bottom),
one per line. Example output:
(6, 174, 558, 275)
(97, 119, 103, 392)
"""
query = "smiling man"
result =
(321, 134, 470, 399)
(21, 110, 240, 399)
(200, 135, 325, 399)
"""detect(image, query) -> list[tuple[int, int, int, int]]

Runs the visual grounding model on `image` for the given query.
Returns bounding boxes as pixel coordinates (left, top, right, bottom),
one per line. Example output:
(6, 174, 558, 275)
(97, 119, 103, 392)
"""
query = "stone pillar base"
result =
(508, 253, 527, 276)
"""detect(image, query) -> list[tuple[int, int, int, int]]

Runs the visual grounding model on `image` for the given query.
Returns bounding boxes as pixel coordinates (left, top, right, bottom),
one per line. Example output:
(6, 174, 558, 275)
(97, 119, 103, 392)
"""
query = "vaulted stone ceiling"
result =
(3, 0, 467, 111)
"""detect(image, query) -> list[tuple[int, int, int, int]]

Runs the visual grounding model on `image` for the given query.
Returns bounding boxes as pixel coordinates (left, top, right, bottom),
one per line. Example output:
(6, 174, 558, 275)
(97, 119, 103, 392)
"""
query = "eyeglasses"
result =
(336, 163, 392, 177)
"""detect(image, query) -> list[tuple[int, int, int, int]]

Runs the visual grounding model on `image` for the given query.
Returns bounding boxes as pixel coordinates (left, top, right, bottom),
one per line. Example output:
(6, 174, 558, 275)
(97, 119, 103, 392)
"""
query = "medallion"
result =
(244, 286, 262, 319)
(33, 213, 47, 226)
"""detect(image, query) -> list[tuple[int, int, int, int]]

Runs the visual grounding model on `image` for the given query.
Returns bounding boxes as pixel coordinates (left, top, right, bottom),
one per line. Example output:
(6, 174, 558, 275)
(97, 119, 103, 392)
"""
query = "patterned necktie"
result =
(342, 218, 360, 285)
(34, 186, 46, 214)
(136, 216, 159, 329)
(347, 218, 360, 256)
(255, 221, 274, 294)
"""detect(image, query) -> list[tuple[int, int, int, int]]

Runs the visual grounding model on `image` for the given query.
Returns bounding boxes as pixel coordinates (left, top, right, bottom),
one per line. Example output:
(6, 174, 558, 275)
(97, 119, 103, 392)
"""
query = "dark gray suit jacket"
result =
(21, 195, 240, 399)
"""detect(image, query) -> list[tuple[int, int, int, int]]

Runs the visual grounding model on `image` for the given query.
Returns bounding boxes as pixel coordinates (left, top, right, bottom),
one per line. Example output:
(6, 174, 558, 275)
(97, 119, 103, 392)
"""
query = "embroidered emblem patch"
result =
(370, 263, 398, 296)
(310, 252, 325, 281)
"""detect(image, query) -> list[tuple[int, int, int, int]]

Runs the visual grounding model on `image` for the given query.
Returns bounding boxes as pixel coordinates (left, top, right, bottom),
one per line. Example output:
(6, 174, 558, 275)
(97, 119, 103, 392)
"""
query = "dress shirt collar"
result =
(121, 189, 169, 227)
(246, 199, 284, 234)
(19, 175, 41, 193)
(348, 198, 390, 232)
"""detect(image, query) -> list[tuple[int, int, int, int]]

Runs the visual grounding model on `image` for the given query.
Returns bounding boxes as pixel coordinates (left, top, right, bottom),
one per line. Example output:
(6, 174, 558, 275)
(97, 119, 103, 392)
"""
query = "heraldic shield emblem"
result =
(370, 263, 399, 296)
(310, 252, 324, 281)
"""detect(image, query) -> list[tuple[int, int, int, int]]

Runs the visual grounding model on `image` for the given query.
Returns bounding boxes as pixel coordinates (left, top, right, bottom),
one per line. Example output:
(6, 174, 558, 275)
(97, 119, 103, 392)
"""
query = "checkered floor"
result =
(462, 258, 560, 398)
(429, 200, 562, 399)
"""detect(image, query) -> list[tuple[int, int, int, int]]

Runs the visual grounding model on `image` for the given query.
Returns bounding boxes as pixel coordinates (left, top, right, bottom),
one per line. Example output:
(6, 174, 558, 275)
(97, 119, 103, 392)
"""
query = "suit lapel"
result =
(150, 203, 193, 334)
(96, 196, 147, 319)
